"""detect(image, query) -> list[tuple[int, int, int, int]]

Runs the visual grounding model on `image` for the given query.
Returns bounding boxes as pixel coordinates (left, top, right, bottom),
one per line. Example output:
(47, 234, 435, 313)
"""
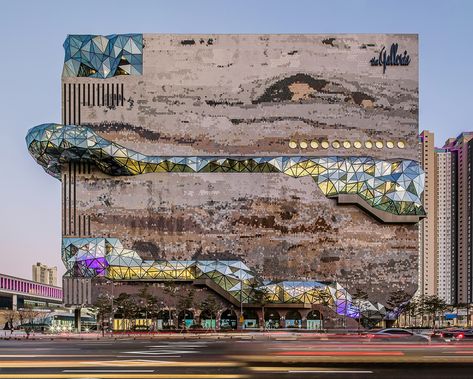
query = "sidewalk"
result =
(0, 330, 366, 341)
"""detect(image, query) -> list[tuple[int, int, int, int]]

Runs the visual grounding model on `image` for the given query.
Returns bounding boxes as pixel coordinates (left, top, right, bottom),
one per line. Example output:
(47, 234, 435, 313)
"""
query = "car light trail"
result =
(274, 351, 405, 356)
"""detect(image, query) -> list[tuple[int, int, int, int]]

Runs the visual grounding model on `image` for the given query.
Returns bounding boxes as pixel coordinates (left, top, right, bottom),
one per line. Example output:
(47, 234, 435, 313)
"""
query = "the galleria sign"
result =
(370, 43, 410, 73)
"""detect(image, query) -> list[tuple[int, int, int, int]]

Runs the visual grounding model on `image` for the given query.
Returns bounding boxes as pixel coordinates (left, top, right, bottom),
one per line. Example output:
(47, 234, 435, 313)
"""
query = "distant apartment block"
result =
(419, 131, 473, 305)
(32, 262, 58, 286)
(419, 131, 436, 298)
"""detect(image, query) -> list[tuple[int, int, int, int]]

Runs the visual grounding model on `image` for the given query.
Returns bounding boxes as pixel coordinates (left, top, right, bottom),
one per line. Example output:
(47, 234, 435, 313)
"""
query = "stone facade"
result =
(60, 34, 419, 306)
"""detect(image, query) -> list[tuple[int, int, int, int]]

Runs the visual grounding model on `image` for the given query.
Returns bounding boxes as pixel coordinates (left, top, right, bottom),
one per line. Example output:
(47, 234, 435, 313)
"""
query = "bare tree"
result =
(176, 287, 197, 329)
(163, 282, 180, 327)
(422, 295, 447, 329)
(115, 292, 138, 331)
(138, 285, 158, 332)
(248, 282, 271, 330)
(3, 309, 18, 335)
(387, 290, 411, 327)
(200, 295, 220, 331)
(352, 288, 368, 332)
(17, 304, 42, 338)
(93, 293, 112, 336)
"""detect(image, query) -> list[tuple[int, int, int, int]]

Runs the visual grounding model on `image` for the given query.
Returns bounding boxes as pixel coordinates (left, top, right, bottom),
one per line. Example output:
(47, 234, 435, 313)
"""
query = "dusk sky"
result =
(1, 0, 472, 280)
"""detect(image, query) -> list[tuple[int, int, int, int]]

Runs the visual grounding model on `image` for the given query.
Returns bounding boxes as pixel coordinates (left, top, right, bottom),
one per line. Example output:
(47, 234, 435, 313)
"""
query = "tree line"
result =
(93, 283, 224, 334)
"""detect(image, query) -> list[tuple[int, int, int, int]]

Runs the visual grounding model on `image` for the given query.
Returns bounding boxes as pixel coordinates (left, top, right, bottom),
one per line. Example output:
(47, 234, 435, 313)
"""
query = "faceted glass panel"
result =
(62, 34, 143, 78)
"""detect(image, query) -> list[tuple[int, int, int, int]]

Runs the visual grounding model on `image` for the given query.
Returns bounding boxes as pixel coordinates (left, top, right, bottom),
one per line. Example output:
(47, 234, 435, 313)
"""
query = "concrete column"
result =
(215, 310, 222, 330)
(194, 309, 201, 326)
(280, 315, 286, 329)
(300, 309, 310, 329)
(173, 311, 178, 328)
(255, 309, 263, 329)
(236, 309, 243, 330)
(12, 295, 17, 311)
(74, 307, 81, 332)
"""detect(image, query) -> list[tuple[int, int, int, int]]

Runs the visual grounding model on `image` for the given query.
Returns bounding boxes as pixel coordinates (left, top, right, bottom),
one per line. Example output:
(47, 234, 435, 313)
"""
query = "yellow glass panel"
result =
(289, 140, 297, 149)
(384, 182, 395, 192)
(346, 183, 358, 193)
(114, 149, 128, 158)
(364, 165, 375, 175)
(318, 181, 330, 194)
(306, 165, 323, 175)
(291, 165, 307, 177)
(343, 141, 351, 149)
(319, 181, 335, 195)
(283, 166, 298, 177)
(354, 141, 362, 149)
(365, 141, 373, 149)
(391, 162, 400, 171)
(115, 157, 129, 166)
(300, 160, 315, 169)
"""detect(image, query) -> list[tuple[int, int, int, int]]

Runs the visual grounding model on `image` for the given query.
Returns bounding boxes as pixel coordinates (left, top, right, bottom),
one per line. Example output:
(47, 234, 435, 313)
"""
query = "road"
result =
(1, 333, 473, 378)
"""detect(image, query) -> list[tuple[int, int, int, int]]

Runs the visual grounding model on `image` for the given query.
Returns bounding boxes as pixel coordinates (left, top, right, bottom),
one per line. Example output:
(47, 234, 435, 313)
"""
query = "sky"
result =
(0, 0, 472, 281)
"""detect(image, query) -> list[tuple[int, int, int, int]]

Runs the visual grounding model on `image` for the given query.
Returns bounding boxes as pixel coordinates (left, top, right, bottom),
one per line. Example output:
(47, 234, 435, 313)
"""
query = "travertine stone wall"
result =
(75, 167, 418, 304)
(63, 34, 419, 304)
(64, 34, 418, 159)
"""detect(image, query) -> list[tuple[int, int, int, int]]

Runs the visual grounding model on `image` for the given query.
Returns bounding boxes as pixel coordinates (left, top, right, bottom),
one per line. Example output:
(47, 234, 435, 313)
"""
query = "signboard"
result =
(370, 43, 410, 73)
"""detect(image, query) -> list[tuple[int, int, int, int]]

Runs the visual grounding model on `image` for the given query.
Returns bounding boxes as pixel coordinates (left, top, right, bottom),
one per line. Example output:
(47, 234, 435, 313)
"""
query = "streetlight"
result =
(140, 300, 149, 332)
(240, 286, 243, 328)
(107, 280, 114, 335)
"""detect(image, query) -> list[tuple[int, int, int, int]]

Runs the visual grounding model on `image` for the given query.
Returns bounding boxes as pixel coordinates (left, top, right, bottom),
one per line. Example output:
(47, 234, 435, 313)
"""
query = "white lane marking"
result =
(147, 344, 208, 348)
(117, 355, 181, 358)
(0, 348, 80, 351)
(85, 359, 178, 365)
(63, 369, 155, 373)
(288, 370, 373, 374)
(79, 342, 114, 344)
(424, 355, 473, 358)
(123, 350, 196, 355)
(146, 345, 202, 348)
(0, 355, 40, 357)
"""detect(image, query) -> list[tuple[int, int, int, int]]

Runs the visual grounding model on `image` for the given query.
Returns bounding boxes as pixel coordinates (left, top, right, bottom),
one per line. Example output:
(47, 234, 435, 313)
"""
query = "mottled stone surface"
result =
(62, 34, 419, 305)
(75, 168, 417, 304)
(64, 34, 418, 159)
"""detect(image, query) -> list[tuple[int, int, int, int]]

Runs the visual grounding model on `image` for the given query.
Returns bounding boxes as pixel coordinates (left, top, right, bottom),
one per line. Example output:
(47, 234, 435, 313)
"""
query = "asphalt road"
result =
(1, 333, 473, 378)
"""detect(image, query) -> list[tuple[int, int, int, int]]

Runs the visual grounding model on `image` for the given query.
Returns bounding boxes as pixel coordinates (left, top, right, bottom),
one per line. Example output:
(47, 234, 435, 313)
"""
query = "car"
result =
(368, 328, 430, 342)
(439, 328, 473, 341)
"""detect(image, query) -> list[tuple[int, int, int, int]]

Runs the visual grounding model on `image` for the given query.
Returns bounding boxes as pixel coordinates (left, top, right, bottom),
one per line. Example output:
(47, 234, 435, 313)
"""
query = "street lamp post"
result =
(240, 284, 244, 330)
(140, 300, 149, 332)
(110, 280, 114, 336)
